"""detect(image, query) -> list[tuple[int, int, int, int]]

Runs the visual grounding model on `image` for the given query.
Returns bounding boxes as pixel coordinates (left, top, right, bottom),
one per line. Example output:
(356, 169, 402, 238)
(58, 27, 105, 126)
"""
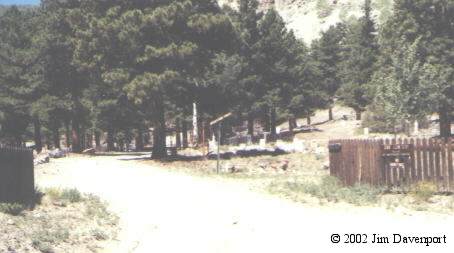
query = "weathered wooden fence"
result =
(0, 146, 35, 204)
(329, 138, 454, 191)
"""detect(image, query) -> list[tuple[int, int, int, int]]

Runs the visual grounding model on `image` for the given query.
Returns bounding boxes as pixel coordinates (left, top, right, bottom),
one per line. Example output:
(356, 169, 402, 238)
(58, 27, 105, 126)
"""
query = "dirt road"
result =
(36, 154, 454, 253)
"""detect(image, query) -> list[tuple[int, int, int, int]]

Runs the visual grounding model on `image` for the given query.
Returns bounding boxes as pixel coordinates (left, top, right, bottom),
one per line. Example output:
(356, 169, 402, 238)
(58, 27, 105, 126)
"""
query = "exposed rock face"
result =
(218, 0, 393, 44)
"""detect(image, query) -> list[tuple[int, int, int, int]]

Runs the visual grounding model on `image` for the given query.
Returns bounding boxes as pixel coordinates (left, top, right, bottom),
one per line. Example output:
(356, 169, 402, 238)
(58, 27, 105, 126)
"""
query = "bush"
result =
(32, 227, 69, 253)
(45, 188, 83, 203)
(31, 227, 69, 251)
(85, 194, 118, 225)
(0, 202, 26, 216)
(61, 189, 82, 203)
(31, 240, 54, 253)
(270, 176, 384, 206)
(91, 228, 109, 240)
(411, 181, 437, 202)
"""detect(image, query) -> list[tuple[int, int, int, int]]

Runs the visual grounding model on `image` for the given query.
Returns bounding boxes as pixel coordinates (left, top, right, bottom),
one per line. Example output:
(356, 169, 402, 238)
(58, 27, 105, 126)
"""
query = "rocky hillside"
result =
(219, 0, 393, 44)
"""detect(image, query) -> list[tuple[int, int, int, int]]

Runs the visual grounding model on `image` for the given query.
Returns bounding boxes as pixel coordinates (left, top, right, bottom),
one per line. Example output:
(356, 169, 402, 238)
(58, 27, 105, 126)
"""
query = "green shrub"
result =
(61, 189, 82, 203)
(45, 188, 62, 200)
(31, 227, 69, 249)
(0, 202, 26, 216)
(45, 188, 83, 203)
(32, 240, 54, 253)
(85, 194, 118, 225)
(91, 228, 109, 240)
(340, 184, 383, 205)
(411, 181, 437, 202)
(270, 176, 384, 206)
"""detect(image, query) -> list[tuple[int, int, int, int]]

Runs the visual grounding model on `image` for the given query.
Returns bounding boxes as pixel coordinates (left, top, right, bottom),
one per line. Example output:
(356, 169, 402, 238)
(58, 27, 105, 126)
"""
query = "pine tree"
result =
(339, 0, 378, 120)
(0, 6, 42, 147)
(72, 0, 237, 158)
(231, 0, 264, 136)
(39, 0, 93, 152)
(311, 23, 346, 121)
(255, 9, 313, 136)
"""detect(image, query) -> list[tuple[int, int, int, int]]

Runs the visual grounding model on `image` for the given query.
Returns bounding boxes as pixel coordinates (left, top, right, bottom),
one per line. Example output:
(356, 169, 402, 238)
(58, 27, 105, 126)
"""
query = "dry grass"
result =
(0, 188, 118, 253)
(143, 151, 454, 214)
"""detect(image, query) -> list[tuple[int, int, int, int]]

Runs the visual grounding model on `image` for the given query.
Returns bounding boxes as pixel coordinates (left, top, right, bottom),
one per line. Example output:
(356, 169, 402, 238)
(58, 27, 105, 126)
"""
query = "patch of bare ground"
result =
(0, 188, 118, 253)
(143, 152, 454, 215)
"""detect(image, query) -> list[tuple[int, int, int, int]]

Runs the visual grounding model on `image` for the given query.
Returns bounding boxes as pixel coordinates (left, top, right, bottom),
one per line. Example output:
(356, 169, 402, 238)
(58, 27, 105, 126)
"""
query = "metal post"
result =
(216, 122, 221, 174)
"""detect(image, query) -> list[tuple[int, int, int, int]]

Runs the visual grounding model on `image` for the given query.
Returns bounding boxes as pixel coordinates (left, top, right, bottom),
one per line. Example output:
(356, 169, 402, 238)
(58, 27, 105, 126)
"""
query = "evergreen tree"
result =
(339, 0, 378, 120)
(39, 0, 92, 152)
(73, 0, 237, 158)
(0, 6, 42, 147)
(255, 9, 313, 136)
(227, 0, 264, 136)
(311, 23, 346, 121)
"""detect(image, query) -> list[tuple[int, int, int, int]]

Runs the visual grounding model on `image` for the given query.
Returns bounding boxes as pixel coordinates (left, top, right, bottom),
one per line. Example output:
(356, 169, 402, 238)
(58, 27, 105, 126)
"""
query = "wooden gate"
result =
(329, 138, 454, 191)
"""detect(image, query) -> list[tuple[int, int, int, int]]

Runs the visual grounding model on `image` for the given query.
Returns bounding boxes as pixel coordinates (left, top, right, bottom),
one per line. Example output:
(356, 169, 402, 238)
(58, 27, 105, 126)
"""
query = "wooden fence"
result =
(0, 146, 35, 204)
(329, 138, 454, 191)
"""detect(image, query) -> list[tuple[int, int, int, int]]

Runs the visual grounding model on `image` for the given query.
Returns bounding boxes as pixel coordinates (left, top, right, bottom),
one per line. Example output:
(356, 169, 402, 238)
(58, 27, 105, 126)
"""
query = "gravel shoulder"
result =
(36, 154, 454, 253)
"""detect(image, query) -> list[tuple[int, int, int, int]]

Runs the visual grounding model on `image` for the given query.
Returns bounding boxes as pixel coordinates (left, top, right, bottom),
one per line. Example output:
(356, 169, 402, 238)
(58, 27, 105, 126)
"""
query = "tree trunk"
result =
(80, 127, 86, 150)
(203, 119, 210, 146)
(33, 119, 43, 153)
(53, 126, 61, 149)
(86, 132, 93, 148)
(270, 107, 277, 138)
(14, 135, 23, 147)
(175, 119, 181, 148)
(135, 129, 144, 151)
(306, 114, 311, 125)
(264, 109, 270, 133)
(289, 117, 297, 133)
(144, 132, 150, 145)
(95, 130, 101, 148)
(107, 128, 115, 151)
(152, 103, 167, 159)
(65, 120, 71, 148)
(71, 117, 82, 153)
(46, 136, 52, 150)
(118, 138, 124, 152)
(328, 106, 334, 121)
(291, 117, 297, 129)
(220, 122, 227, 145)
(182, 119, 188, 148)
(247, 114, 254, 137)
(355, 109, 362, 120)
(439, 105, 452, 138)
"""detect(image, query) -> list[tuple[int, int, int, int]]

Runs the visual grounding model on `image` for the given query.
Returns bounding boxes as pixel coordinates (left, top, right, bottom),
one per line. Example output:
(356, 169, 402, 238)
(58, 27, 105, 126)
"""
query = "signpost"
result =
(382, 143, 414, 178)
(210, 112, 232, 173)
